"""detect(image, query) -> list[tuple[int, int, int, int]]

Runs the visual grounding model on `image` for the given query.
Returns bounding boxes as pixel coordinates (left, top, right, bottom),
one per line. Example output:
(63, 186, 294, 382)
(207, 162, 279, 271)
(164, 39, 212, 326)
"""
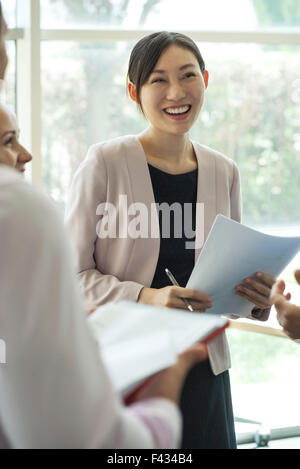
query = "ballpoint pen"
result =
(165, 268, 194, 312)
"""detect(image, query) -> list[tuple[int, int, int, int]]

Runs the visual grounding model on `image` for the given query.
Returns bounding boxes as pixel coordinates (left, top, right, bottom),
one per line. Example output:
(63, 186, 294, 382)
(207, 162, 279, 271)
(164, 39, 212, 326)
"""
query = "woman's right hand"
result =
(138, 286, 212, 312)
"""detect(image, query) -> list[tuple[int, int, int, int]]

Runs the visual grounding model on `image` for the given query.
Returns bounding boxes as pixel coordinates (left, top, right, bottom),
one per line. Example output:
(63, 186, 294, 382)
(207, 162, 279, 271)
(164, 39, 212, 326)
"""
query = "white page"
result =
(187, 215, 300, 317)
(88, 301, 228, 393)
(101, 330, 177, 393)
(88, 301, 228, 348)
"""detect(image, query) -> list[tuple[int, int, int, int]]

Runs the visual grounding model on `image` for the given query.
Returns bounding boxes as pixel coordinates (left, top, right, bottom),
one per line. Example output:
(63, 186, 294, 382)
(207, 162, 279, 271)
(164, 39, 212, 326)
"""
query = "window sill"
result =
(229, 314, 286, 338)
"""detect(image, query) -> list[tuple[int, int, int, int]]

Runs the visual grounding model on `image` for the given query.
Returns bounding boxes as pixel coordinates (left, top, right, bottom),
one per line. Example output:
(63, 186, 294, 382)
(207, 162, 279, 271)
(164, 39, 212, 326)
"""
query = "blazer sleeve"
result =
(229, 161, 271, 322)
(65, 145, 144, 310)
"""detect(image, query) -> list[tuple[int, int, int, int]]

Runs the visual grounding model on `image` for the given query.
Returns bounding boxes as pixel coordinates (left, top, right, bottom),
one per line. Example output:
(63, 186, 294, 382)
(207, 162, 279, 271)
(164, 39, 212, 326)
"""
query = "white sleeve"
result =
(0, 180, 181, 449)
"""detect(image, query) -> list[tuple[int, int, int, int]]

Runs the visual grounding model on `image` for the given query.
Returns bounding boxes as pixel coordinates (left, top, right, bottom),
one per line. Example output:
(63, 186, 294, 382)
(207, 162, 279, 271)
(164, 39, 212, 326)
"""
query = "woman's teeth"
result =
(164, 105, 191, 115)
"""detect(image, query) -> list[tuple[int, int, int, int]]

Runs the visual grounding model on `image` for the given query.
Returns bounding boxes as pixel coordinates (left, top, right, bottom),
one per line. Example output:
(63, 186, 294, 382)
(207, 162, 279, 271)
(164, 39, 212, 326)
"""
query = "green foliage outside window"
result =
(228, 328, 300, 384)
(43, 1, 300, 230)
(253, 0, 300, 27)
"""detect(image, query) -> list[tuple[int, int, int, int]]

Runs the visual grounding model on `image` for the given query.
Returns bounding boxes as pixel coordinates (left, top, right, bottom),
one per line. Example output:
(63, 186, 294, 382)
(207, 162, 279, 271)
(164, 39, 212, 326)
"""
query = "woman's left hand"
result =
(235, 271, 276, 309)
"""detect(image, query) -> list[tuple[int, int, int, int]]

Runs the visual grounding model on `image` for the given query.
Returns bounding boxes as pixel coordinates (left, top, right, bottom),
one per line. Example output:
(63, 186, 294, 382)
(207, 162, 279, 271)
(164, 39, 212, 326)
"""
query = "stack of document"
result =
(187, 215, 300, 317)
(88, 301, 228, 395)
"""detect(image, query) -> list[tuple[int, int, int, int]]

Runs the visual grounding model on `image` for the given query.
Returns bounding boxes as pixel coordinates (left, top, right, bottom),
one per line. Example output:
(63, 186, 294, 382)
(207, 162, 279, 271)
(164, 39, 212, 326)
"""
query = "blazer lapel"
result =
(122, 136, 160, 286)
(193, 142, 217, 263)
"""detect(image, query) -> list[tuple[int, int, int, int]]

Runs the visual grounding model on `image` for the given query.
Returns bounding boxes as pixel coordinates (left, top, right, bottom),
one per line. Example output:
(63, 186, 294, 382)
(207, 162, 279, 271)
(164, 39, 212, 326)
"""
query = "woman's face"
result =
(0, 104, 32, 172)
(132, 44, 208, 137)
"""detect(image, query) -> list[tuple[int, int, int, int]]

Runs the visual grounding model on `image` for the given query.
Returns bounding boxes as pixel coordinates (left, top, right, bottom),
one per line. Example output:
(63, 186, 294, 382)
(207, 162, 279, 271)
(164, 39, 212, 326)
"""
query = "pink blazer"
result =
(65, 135, 243, 375)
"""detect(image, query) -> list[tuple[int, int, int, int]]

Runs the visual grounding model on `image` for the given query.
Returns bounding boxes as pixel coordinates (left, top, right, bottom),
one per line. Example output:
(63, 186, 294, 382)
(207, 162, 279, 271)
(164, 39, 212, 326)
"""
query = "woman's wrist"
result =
(138, 287, 155, 305)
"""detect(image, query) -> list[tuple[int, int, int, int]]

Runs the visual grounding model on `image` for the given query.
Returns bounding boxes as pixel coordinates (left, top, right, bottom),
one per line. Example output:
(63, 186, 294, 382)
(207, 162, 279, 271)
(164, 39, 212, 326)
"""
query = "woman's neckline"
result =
(148, 163, 198, 176)
(134, 136, 198, 176)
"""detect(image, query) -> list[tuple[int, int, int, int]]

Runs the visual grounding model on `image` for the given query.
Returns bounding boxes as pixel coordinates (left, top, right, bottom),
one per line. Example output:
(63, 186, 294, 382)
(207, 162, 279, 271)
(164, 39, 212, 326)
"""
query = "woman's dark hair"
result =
(127, 31, 206, 113)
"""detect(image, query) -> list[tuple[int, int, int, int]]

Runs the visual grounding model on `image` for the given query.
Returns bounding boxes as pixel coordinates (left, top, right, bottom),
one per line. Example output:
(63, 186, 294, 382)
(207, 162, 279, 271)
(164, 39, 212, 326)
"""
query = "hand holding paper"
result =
(138, 283, 212, 312)
(186, 215, 300, 318)
(88, 301, 228, 395)
(235, 271, 276, 310)
(126, 342, 208, 406)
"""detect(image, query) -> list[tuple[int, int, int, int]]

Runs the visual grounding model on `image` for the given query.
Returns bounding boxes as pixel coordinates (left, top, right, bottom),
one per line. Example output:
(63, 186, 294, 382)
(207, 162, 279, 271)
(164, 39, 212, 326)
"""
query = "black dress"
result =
(148, 164, 237, 449)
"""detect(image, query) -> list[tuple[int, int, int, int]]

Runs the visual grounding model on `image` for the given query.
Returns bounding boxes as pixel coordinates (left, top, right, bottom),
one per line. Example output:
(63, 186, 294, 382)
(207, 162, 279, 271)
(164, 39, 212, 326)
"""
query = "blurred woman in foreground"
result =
(0, 3, 207, 449)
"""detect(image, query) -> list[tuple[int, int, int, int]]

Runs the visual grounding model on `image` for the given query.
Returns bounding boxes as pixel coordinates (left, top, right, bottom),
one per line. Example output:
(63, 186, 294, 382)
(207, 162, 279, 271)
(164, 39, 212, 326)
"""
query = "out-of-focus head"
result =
(0, 2, 8, 80)
(0, 103, 32, 172)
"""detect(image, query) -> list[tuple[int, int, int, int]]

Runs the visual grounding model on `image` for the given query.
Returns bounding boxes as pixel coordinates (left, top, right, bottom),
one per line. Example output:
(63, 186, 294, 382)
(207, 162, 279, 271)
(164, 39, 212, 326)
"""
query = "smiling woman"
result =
(127, 32, 206, 118)
(65, 31, 276, 449)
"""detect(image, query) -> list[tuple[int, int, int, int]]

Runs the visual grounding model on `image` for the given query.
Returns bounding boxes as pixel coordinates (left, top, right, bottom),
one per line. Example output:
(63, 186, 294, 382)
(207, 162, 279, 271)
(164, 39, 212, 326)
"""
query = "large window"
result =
(41, 0, 300, 30)
(4, 0, 300, 448)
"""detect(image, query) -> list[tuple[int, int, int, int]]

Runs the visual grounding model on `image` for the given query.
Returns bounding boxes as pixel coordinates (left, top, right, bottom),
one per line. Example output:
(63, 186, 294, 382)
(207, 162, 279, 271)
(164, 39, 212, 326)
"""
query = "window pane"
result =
(42, 39, 300, 290)
(42, 41, 300, 228)
(41, 0, 300, 30)
(2, 41, 16, 111)
(1, 0, 16, 28)
(190, 43, 300, 229)
(42, 41, 141, 205)
(228, 328, 300, 430)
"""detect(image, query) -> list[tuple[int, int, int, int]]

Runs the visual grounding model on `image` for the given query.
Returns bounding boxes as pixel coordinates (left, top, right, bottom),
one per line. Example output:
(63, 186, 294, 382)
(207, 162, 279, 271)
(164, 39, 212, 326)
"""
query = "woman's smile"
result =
(163, 104, 192, 120)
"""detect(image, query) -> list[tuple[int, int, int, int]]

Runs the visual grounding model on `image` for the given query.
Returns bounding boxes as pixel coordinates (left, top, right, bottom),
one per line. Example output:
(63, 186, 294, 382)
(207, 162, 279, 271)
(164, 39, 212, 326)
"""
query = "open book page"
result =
(187, 215, 300, 317)
(88, 301, 228, 393)
(101, 331, 177, 395)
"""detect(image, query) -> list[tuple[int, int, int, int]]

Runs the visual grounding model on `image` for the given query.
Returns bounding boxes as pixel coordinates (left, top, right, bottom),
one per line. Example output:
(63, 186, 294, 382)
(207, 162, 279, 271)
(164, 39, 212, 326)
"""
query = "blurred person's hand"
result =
(271, 270, 300, 341)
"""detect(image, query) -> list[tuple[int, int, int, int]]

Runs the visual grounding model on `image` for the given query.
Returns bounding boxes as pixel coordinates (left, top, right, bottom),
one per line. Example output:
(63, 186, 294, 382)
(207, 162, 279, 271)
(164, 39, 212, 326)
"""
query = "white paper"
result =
(187, 215, 300, 317)
(88, 301, 228, 393)
(101, 330, 177, 394)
